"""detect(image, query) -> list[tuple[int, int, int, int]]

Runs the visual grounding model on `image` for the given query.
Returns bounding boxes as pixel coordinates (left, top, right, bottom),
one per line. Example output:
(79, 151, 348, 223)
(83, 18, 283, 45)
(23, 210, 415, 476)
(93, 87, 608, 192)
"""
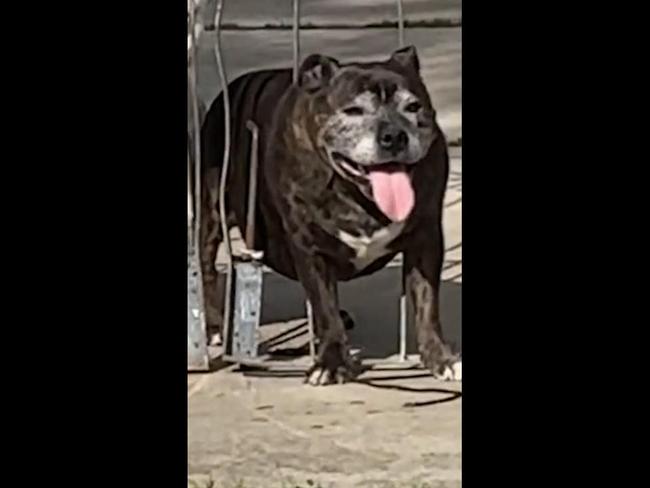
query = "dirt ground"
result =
(188, 357, 461, 488)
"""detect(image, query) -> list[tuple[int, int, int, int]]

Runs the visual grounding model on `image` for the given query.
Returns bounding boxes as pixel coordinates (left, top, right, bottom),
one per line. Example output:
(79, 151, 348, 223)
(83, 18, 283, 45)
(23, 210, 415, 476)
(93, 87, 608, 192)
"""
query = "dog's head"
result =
(297, 46, 438, 222)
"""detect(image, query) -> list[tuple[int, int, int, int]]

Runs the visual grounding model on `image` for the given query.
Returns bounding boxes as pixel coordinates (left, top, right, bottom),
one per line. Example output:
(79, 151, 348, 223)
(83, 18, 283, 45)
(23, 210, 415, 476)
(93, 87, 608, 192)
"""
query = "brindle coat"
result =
(199, 46, 459, 385)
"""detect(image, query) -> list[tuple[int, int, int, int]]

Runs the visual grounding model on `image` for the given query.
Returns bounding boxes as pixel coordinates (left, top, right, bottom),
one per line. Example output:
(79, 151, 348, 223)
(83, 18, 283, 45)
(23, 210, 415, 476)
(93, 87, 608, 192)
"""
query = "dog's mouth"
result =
(330, 152, 416, 222)
(330, 152, 368, 179)
(330, 152, 416, 179)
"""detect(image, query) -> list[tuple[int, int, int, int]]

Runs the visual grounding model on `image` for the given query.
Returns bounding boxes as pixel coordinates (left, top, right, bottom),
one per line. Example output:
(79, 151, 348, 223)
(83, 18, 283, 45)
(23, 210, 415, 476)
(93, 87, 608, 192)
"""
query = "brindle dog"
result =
(200, 46, 461, 385)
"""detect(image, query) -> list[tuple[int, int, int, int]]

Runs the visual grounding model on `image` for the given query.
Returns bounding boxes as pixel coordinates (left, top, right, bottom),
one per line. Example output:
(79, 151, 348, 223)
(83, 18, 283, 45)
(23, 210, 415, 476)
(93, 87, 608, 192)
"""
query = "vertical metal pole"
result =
(188, 0, 209, 370)
(396, 1, 407, 361)
(396, 0, 405, 47)
(399, 293, 407, 361)
(189, 0, 202, 254)
(292, 0, 301, 83)
(244, 121, 259, 251)
(307, 300, 315, 361)
(188, 148, 194, 247)
(214, 0, 235, 349)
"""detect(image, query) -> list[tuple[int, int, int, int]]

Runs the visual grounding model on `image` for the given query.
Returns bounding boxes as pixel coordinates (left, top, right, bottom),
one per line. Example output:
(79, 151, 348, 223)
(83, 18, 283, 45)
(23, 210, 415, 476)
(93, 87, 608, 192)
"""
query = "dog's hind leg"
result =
(339, 310, 355, 330)
(199, 167, 227, 345)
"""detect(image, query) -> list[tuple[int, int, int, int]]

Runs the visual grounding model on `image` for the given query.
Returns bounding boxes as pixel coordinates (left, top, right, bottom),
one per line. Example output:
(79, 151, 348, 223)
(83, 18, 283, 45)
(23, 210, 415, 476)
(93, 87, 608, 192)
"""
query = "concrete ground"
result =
(188, 149, 461, 488)
(188, 365, 461, 488)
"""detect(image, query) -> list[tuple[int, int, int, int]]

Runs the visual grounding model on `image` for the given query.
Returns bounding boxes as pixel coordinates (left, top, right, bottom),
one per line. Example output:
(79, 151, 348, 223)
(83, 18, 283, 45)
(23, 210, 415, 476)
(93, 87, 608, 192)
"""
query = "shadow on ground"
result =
(260, 266, 461, 359)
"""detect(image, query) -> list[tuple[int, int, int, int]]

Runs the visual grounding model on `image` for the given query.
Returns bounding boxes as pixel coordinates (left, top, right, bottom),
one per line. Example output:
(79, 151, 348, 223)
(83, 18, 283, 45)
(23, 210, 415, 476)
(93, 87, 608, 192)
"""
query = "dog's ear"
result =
(389, 45, 420, 73)
(298, 54, 340, 92)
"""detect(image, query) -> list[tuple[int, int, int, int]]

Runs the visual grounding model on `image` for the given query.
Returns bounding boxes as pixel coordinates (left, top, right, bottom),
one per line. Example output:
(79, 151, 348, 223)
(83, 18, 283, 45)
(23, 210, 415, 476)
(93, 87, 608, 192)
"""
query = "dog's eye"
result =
(405, 101, 422, 113)
(343, 106, 364, 116)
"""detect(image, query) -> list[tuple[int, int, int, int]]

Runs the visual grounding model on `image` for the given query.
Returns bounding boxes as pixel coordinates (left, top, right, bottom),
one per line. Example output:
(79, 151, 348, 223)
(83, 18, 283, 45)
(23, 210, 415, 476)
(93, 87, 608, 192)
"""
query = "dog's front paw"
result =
(305, 342, 362, 386)
(432, 359, 462, 381)
(421, 341, 462, 382)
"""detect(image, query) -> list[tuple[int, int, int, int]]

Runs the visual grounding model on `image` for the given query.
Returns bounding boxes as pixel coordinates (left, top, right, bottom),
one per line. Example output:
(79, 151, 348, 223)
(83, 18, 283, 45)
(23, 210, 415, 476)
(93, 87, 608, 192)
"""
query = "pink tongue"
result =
(368, 165, 414, 222)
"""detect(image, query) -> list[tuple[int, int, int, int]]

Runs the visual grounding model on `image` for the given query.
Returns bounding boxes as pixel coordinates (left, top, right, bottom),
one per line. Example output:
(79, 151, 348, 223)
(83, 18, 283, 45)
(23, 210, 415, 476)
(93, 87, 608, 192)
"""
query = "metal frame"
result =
(188, 0, 209, 370)
(188, 0, 411, 370)
(222, 119, 265, 363)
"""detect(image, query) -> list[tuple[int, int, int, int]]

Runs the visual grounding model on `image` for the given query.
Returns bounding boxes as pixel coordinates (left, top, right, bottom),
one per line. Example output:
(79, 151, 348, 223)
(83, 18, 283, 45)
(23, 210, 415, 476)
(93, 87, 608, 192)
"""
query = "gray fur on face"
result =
(318, 68, 436, 170)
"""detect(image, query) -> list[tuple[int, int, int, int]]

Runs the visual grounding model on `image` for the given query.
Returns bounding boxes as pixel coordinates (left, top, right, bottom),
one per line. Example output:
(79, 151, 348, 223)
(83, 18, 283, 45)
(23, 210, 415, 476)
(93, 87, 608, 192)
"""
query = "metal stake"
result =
(244, 120, 260, 251)
(399, 293, 407, 361)
(187, 0, 209, 370)
(396, 0, 405, 47)
(214, 0, 235, 351)
(306, 300, 315, 361)
(292, 0, 301, 83)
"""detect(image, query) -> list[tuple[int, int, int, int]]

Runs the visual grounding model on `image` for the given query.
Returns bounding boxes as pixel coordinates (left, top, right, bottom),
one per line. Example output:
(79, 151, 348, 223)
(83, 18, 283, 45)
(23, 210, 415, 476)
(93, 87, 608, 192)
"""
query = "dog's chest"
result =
(336, 222, 404, 270)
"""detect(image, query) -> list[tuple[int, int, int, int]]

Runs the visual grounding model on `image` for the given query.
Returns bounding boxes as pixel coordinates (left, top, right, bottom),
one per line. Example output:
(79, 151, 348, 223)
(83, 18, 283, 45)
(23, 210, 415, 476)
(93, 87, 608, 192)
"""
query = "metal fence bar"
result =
(396, 0, 405, 47)
(306, 300, 315, 360)
(188, 0, 209, 370)
(399, 294, 407, 361)
(244, 120, 260, 251)
(397, 0, 407, 361)
(189, 0, 202, 252)
(292, 0, 301, 83)
(188, 148, 193, 241)
(292, 0, 313, 361)
(214, 0, 235, 349)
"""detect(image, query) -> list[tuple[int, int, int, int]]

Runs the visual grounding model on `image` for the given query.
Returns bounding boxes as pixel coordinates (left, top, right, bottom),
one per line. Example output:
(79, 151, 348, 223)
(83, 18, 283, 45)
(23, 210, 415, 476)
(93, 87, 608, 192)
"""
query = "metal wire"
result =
(187, 2, 194, 241)
(292, 0, 301, 83)
(291, 0, 313, 361)
(214, 0, 234, 345)
(307, 300, 315, 360)
(396, 0, 405, 47)
(396, 0, 406, 360)
(399, 294, 407, 361)
(244, 120, 260, 251)
(188, 148, 193, 245)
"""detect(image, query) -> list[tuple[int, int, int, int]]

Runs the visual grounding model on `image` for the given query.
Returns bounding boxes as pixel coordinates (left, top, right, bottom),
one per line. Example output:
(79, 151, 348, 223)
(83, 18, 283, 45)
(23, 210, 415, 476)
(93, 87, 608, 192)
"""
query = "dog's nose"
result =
(377, 124, 408, 154)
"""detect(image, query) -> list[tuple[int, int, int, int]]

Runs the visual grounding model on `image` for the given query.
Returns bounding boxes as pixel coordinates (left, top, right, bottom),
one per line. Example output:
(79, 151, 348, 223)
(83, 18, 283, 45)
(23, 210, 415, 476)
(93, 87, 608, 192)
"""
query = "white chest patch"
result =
(337, 222, 405, 270)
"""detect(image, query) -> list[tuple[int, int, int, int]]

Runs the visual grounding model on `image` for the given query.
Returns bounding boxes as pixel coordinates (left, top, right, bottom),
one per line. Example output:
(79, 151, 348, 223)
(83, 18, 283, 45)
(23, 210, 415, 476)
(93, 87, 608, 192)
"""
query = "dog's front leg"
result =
(404, 221, 461, 381)
(291, 250, 359, 386)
